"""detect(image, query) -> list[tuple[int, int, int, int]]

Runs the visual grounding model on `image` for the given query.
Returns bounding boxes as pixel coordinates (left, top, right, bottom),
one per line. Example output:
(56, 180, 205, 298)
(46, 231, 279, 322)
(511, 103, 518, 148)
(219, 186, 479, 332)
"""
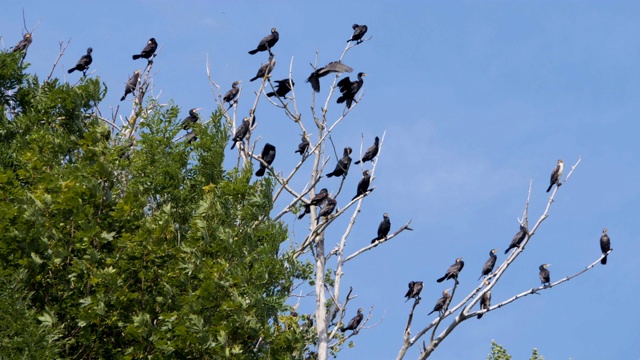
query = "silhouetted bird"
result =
(546, 159, 564, 193)
(436, 257, 464, 284)
(250, 55, 276, 82)
(326, 147, 352, 178)
(600, 228, 611, 265)
(248, 28, 279, 55)
(307, 61, 353, 93)
(354, 136, 379, 165)
(504, 224, 528, 254)
(404, 281, 424, 302)
(230, 117, 251, 150)
(477, 290, 491, 319)
(120, 70, 140, 101)
(347, 24, 368, 43)
(352, 170, 371, 201)
(223, 81, 242, 104)
(371, 213, 391, 244)
(316, 196, 337, 221)
(478, 249, 498, 280)
(132, 38, 157, 61)
(295, 134, 310, 156)
(298, 188, 328, 220)
(539, 264, 551, 286)
(340, 308, 363, 332)
(12, 33, 32, 54)
(337, 72, 367, 109)
(428, 289, 451, 316)
(255, 143, 276, 177)
(67, 47, 93, 74)
(267, 78, 295, 97)
(180, 108, 201, 130)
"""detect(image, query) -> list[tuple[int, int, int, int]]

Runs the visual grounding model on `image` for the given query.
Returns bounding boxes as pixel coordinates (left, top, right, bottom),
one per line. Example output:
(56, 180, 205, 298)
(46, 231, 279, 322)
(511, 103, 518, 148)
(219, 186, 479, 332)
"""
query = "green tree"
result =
(487, 340, 544, 360)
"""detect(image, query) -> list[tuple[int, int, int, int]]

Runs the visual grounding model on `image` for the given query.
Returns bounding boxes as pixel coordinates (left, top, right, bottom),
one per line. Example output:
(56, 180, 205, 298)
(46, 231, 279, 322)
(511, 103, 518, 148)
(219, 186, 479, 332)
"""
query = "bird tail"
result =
(477, 313, 484, 319)
(601, 255, 607, 265)
(371, 237, 378, 244)
(132, 54, 142, 60)
(250, 76, 259, 82)
(337, 96, 346, 104)
(346, 99, 353, 108)
(504, 248, 511, 255)
(67, 67, 76, 74)
(255, 167, 266, 177)
(436, 276, 446, 283)
(120, 95, 126, 101)
(427, 309, 436, 315)
(354, 160, 361, 165)
(230, 142, 236, 150)
(248, 49, 259, 55)
(339, 327, 346, 332)
(266, 92, 275, 97)
(546, 184, 553, 192)
(326, 173, 334, 178)
(478, 275, 484, 281)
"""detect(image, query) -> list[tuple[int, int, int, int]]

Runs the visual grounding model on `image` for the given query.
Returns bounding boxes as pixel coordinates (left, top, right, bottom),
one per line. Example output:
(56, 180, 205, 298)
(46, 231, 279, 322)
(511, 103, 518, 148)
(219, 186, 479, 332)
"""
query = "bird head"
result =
(383, 213, 389, 219)
(345, 147, 353, 155)
(271, 28, 277, 33)
(541, 264, 551, 269)
(189, 108, 201, 116)
(134, 70, 140, 75)
(87, 47, 93, 54)
(558, 159, 563, 164)
(363, 170, 370, 176)
(25, 33, 32, 39)
(456, 257, 463, 263)
(491, 249, 498, 255)
(149, 38, 156, 44)
(602, 227, 607, 234)
(443, 288, 450, 295)
(357, 308, 363, 314)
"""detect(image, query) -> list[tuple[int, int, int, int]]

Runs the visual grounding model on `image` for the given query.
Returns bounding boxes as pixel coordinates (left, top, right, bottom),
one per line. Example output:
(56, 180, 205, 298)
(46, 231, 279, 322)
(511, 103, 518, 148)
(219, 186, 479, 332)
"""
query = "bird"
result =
(477, 290, 491, 319)
(223, 81, 242, 104)
(255, 143, 276, 177)
(354, 136, 379, 165)
(306, 61, 353, 93)
(120, 70, 140, 101)
(12, 33, 32, 54)
(326, 147, 352, 178)
(371, 213, 391, 244)
(504, 224, 528, 254)
(436, 257, 464, 284)
(294, 134, 310, 156)
(340, 308, 363, 332)
(180, 108, 201, 130)
(316, 196, 337, 221)
(539, 264, 551, 286)
(546, 159, 564, 193)
(347, 24, 368, 43)
(600, 228, 611, 265)
(230, 117, 251, 150)
(478, 249, 498, 280)
(337, 72, 367, 109)
(248, 28, 279, 55)
(404, 281, 424, 302)
(250, 55, 276, 82)
(428, 289, 451, 316)
(67, 47, 93, 74)
(266, 79, 295, 97)
(132, 38, 157, 61)
(352, 170, 371, 201)
(298, 188, 328, 220)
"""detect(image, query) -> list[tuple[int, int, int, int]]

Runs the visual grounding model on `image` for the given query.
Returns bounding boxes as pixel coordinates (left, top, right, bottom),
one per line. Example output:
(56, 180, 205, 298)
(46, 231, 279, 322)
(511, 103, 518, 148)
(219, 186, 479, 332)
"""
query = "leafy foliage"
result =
(487, 340, 545, 360)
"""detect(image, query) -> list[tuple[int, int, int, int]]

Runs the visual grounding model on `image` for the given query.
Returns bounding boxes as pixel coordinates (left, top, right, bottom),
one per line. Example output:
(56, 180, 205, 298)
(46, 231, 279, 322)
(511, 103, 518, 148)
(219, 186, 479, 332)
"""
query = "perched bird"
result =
(67, 47, 93, 74)
(306, 61, 353, 93)
(298, 188, 328, 220)
(326, 147, 353, 178)
(223, 81, 242, 104)
(337, 72, 367, 109)
(185, 131, 198, 144)
(12, 33, 32, 54)
(316, 196, 337, 221)
(347, 24, 368, 43)
(371, 213, 391, 244)
(477, 290, 491, 319)
(230, 117, 251, 150)
(404, 281, 424, 302)
(248, 28, 279, 55)
(539, 264, 551, 286)
(436, 257, 464, 284)
(267, 78, 295, 97)
(600, 228, 611, 265)
(354, 136, 379, 165)
(250, 55, 276, 82)
(294, 134, 310, 156)
(428, 289, 451, 316)
(504, 224, 528, 254)
(132, 38, 157, 61)
(546, 159, 564, 193)
(340, 308, 363, 332)
(352, 170, 371, 201)
(478, 249, 498, 280)
(180, 108, 201, 130)
(255, 143, 276, 177)
(120, 70, 140, 101)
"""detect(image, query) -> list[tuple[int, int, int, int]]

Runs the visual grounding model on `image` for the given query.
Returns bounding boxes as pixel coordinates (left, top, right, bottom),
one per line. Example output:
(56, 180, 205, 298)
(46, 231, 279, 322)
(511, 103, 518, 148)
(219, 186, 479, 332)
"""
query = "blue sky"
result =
(3, 1, 639, 359)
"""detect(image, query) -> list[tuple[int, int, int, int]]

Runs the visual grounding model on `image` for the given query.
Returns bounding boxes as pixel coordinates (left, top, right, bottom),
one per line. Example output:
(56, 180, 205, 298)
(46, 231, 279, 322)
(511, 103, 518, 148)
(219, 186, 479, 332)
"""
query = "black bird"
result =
(12, 33, 32, 53)
(504, 224, 528, 254)
(255, 143, 276, 177)
(298, 188, 328, 220)
(250, 55, 276, 82)
(230, 117, 251, 150)
(371, 213, 391, 244)
(185, 131, 198, 144)
(306, 61, 353, 93)
(478, 249, 498, 280)
(67, 47, 93, 74)
(352, 170, 371, 201)
(316, 196, 337, 221)
(294, 134, 310, 156)
(340, 308, 363, 332)
(120, 70, 140, 101)
(180, 108, 201, 130)
(347, 24, 368, 43)
(326, 147, 353, 178)
(477, 290, 491, 319)
(600, 228, 611, 265)
(337, 72, 367, 109)
(546, 159, 564, 193)
(404, 281, 424, 302)
(354, 136, 379, 165)
(248, 28, 279, 55)
(223, 81, 242, 104)
(428, 289, 451, 316)
(436, 257, 464, 284)
(132, 38, 157, 61)
(267, 78, 295, 97)
(539, 264, 551, 286)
